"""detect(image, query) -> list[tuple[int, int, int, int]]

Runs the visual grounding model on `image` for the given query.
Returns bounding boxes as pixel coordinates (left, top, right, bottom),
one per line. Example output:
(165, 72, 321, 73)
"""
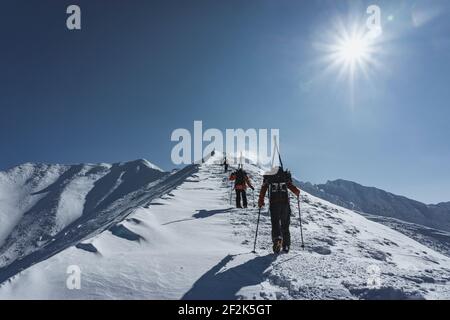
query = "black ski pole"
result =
(297, 196, 305, 249)
(253, 207, 262, 253)
(252, 189, 256, 207)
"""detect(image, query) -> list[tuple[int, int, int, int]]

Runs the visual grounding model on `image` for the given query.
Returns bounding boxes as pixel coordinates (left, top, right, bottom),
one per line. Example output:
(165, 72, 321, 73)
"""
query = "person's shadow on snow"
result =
(192, 208, 233, 219)
(162, 208, 233, 225)
(182, 254, 276, 300)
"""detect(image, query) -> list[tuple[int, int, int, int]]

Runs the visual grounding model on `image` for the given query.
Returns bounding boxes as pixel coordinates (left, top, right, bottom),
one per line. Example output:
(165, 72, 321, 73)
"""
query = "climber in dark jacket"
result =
(258, 166, 300, 253)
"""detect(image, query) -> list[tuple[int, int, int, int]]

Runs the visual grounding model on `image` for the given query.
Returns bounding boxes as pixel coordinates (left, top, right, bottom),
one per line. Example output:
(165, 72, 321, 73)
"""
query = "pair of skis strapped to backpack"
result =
(252, 137, 305, 253)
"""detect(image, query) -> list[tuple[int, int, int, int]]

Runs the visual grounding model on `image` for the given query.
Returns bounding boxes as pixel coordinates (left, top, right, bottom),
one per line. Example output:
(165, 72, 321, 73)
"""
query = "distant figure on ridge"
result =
(222, 157, 229, 173)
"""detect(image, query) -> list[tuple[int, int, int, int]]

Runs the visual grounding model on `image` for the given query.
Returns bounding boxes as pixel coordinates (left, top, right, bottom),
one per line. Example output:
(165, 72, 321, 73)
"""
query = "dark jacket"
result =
(258, 169, 300, 207)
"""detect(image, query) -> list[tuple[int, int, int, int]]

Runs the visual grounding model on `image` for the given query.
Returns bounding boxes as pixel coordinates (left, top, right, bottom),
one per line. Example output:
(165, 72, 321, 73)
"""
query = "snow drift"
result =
(0, 159, 197, 283)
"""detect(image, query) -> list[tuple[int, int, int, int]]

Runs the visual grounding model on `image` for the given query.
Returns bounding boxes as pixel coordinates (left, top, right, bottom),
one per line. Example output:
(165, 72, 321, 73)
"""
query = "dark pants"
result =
(235, 189, 248, 208)
(224, 164, 228, 172)
(270, 203, 291, 246)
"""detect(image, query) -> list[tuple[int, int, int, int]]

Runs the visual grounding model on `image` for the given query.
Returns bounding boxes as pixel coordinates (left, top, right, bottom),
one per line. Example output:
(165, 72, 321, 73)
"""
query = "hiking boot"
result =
(272, 238, 283, 254)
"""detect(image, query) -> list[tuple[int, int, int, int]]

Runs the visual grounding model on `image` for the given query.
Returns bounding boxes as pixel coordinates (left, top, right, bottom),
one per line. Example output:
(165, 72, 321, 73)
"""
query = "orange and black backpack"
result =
(235, 169, 247, 186)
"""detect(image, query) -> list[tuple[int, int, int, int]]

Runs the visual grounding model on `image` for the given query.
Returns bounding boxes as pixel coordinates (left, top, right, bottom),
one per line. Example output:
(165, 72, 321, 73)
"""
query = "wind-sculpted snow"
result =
(0, 155, 449, 299)
(0, 160, 198, 283)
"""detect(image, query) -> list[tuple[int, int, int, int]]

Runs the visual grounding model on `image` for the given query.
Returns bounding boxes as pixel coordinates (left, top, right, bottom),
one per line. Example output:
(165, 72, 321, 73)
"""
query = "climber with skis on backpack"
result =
(258, 166, 300, 254)
(229, 166, 254, 208)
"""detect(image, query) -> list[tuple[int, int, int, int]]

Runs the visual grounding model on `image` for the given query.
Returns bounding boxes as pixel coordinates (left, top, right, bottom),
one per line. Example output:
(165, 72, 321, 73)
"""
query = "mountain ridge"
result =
(1, 154, 450, 299)
(0, 159, 198, 282)
(297, 178, 450, 232)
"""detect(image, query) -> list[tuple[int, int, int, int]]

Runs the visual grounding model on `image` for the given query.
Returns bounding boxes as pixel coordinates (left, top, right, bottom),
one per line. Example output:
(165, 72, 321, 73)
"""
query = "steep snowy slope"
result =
(359, 213, 450, 258)
(0, 159, 196, 282)
(0, 163, 68, 246)
(0, 155, 449, 299)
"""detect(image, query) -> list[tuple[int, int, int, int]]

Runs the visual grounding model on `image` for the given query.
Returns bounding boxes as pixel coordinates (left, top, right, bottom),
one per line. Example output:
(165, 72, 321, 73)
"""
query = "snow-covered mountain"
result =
(296, 179, 450, 257)
(298, 180, 450, 231)
(0, 159, 197, 283)
(0, 155, 450, 299)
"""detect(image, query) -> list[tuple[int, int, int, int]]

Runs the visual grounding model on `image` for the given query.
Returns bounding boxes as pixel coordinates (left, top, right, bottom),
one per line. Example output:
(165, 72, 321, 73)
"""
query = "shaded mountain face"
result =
(0, 159, 198, 278)
(430, 202, 450, 216)
(297, 179, 450, 232)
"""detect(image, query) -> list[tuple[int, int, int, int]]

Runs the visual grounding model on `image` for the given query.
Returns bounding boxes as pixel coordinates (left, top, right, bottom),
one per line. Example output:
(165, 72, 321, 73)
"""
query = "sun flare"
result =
(315, 20, 384, 108)
(321, 23, 380, 85)
(337, 36, 369, 63)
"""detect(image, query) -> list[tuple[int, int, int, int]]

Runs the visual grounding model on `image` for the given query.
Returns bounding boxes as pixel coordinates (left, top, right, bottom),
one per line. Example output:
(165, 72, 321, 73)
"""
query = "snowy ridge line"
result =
(0, 164, 199, 285)
(0, 159, 169, 270)
(296, 179, 450, 233)
(1, 156, 450, 299)
(295, 178, 450, 258)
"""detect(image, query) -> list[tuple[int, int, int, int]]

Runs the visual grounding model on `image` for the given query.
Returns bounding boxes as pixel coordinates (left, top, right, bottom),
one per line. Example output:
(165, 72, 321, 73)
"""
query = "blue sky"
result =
(0, 0, 449, 203)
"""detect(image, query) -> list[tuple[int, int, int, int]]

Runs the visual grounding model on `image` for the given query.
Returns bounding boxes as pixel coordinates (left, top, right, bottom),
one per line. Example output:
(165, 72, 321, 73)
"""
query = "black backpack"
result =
(264, 168, 292, 203)
(235, 169, 247, 185)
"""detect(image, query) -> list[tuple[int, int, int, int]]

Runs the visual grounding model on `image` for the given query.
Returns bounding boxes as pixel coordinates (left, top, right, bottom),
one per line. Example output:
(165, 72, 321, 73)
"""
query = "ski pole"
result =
(252, 189, 256, 207)
(297, 196, 305, 249)
(229, 184, 233, 205)
(253, 207, 262, 253)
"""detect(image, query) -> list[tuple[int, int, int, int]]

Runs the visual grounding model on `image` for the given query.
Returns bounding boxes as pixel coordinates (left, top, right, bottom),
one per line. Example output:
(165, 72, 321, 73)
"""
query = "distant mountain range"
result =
(297, 179, 450, 232)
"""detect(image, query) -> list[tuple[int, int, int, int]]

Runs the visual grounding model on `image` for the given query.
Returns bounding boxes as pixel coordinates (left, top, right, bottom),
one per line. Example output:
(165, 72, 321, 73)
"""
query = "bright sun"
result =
(317, 22, 383, 108)
(322, 25, 379, 83)
(337, 36, 369, 63)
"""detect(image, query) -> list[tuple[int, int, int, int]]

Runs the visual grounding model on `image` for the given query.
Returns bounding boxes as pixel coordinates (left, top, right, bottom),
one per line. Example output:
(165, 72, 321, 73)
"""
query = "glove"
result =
(258, 199, 265, 208)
